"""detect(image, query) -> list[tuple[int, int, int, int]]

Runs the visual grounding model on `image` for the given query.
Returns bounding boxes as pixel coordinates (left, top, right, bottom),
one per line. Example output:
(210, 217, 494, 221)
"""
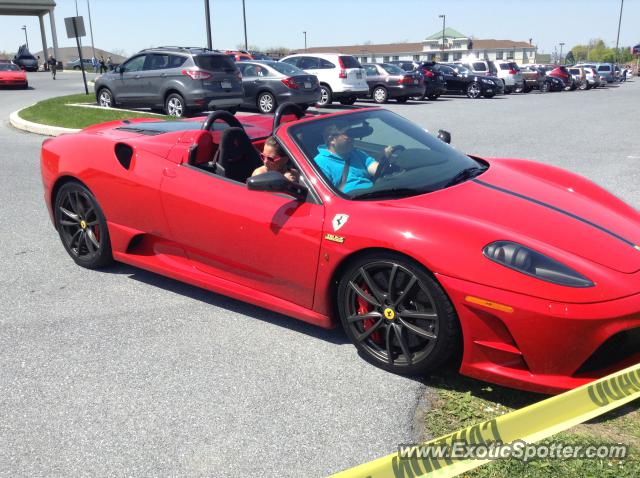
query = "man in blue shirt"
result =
(314, 125, 393, 193)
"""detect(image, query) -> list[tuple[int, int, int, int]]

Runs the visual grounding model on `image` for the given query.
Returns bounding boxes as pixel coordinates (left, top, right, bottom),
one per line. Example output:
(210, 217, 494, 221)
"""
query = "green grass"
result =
(423, 373, 640, 477)
(18, 93, 168, 129)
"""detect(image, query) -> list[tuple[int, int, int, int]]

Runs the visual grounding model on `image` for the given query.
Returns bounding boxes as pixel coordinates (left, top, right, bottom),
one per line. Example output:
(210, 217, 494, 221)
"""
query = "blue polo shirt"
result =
(314, 146, 376, 193)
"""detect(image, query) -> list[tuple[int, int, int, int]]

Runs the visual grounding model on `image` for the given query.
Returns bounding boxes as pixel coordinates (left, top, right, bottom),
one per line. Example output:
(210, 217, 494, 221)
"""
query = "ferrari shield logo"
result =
(332, 214, 349, 232)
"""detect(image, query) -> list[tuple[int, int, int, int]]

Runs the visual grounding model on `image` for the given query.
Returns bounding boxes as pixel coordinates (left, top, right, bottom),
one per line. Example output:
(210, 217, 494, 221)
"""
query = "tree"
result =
(564, 51, 575, 65)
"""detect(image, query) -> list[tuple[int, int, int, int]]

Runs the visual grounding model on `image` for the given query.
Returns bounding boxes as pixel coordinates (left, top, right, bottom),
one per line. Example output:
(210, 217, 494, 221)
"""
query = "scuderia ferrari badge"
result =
(332, 214, 349, 231)
(325, 233, 345, 244)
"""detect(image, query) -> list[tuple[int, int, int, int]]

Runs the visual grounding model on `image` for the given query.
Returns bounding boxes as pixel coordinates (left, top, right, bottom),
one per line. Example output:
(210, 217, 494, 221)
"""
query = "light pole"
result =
(87, 0, 96, 59)
(204, 0, 212, 49)
(614, 0, 624, 66)
(21, 25, 29, 50)
(242, 0, 248, 51)
(303, 31, 307, 51)
(559, 42, 564, 64)
(438, 14, 445, 61)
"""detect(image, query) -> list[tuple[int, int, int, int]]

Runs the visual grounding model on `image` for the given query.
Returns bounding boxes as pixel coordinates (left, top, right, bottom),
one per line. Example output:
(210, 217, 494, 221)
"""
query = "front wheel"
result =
(54, 182, 113, 269)
(257, 91, 276, 114)
(372, 86, 388, 104)
(466, 82, 481, 99)
(165, 93, 187, 117)
(97, 88, 114, 108)
(337, 253, 460, 375)
(579, 80, 588, 90)
(316, 85, 333, 106)
(540, 81, 550, 93)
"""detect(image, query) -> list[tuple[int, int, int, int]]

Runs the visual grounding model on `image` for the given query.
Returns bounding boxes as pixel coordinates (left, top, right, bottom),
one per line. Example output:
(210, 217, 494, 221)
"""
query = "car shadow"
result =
(96, 262, 349, 345)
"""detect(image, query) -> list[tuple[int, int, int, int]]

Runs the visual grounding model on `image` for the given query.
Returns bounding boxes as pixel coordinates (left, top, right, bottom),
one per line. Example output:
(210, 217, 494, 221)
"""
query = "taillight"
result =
(281, 77, 299, 89)
(182, 69, 211, 80)
(399, 76, 414, 85)
(338, 69, 348, 79)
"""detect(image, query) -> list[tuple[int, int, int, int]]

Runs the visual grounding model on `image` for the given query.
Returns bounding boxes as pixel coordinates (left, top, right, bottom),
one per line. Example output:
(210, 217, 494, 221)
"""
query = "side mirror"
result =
(452, 70, 458, 76)
(247, 171, 308, 201)
(437, 129, 451, 144)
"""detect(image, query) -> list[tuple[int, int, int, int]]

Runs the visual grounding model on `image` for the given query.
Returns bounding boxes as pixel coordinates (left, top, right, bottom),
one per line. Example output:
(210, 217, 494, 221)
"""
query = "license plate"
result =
(221, 81, 232, 89)
(356, 72, 362, 79)
(414, 79, 419, 84)
(486, 89, 493, 93)
(304, 82, 311, 89)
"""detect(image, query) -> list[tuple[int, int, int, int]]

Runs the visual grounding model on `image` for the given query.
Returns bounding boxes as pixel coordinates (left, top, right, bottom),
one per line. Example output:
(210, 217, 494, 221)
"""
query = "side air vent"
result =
(115, 143, 134, 169)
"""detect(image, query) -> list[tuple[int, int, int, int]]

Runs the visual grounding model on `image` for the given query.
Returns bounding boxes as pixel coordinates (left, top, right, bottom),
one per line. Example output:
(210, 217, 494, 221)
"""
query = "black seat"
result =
(216, 127, 262, 183)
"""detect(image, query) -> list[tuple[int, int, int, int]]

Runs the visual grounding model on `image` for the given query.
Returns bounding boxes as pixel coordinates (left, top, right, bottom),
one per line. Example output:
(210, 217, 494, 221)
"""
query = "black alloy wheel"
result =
(337, 253, 460, 375)
(466, 82, 481, 99)
(54, 182, 113, 269)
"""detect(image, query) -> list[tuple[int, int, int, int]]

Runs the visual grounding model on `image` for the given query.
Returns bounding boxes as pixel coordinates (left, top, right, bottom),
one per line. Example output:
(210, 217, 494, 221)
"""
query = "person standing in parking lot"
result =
(47, 54, 57, 79)
(99, 57, 106, 73)
(106, 56, 113, 71)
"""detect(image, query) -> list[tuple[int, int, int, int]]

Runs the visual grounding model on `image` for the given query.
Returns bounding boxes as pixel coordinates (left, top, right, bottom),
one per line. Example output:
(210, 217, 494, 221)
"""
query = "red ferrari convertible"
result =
(0, 63, 28, 88)
(40, 104, 640, 394)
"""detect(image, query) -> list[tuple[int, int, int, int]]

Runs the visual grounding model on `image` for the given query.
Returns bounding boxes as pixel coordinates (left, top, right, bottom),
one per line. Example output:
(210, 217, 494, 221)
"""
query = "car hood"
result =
(397, 158, 640, 274)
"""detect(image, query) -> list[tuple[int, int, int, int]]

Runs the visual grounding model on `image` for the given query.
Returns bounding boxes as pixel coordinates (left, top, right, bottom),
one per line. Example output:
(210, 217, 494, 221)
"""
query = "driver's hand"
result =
(383, 145, 395, 158)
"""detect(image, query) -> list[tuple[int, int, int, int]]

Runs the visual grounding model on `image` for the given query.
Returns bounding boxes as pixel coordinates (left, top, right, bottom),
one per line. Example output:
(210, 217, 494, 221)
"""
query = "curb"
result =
(9, 107, 80, 136)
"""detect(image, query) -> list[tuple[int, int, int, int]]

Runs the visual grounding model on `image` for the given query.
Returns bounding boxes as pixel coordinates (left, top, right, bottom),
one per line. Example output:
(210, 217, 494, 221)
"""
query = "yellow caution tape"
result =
(330, 362, 640, 478)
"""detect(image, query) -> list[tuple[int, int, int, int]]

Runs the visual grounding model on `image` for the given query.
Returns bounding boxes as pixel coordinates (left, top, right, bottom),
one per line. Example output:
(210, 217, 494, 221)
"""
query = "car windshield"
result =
(267, 61, 304, 75)
(381, 64, 405, 75)
(0, 64, 20, 71)
(288, 109, 485, 200)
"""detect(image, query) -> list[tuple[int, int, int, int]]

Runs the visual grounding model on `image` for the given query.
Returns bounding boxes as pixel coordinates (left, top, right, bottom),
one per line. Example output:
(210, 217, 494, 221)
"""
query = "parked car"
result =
(0, 62, 28, 88)
(520, 66, 564, 92)
(95, 46, 244, 117)
(546, 66, 577, 90)
(41, 104, 640, 394)
(280, 53, 369, 106)
(236, 60, 320, 113)
(566, 66, 590, 90)
(66, 58, 94, 70)
(575, 65, 601, 88)
(362, 63, 424, 103)
(248, 51, 271, 60)
(13, 49, 38, 72)
(519, 65, 544, 92)
(494, 61, 524, 93)
(225, 50, 252, 62)
(388, 60, 447, 100)
(595, 63, 616, 83)
(456, 58, 498, 77)
(436, 63, 500, 98)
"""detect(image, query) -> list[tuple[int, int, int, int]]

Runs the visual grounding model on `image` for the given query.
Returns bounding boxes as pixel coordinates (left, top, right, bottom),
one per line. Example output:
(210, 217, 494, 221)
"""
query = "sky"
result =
(1, 0, 638, 57)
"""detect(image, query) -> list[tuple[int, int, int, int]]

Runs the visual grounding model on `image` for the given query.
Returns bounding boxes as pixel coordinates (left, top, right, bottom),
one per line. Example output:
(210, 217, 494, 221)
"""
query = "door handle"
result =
(163, 167, 176, 178)
(135, 75, 141, 79)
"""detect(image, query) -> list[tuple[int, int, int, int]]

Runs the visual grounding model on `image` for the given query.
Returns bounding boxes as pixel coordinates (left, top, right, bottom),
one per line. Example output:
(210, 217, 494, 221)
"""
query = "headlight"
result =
(480, 78, 493, 84)
(483, 241, 594, 287)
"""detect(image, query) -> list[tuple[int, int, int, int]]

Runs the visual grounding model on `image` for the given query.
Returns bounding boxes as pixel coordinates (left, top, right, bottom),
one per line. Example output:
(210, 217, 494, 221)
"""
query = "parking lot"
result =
(1, 72, 639, 477)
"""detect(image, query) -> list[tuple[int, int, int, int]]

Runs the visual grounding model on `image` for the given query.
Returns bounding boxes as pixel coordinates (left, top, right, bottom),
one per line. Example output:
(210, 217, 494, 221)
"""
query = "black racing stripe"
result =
(472, 178, 639, 250)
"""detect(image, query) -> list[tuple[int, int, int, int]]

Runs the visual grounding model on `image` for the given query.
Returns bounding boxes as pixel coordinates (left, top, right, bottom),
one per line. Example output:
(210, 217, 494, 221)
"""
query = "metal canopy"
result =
(0, 0, 56, 16)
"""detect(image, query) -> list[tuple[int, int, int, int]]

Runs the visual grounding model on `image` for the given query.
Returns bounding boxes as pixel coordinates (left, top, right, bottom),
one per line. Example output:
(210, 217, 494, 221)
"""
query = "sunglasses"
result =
(260, 152, 285, 163)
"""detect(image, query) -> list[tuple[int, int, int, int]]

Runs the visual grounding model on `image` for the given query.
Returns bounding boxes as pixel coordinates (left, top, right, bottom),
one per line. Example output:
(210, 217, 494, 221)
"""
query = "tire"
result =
(540, 81, 550, 93)
(97, 88, 114, 108)
(339, 96, 357, 105)
(514, 84, 524, 93)
(396, 97, 408, 103)
(73, 66, 80, 70)
(502, 80, 511, 94)
(165, 93, 187, 117)
(372, 86, 388, 104)
(427, 93, 439, 100)
(522, 84, 531, 93)
(579, 80, 588, 91)
(316, 84, 333, 106)
(466, 82, 481, 99)
(54, 181, 113, 269)
(337, 252, 460, 375)
(257, 91, 276, 114)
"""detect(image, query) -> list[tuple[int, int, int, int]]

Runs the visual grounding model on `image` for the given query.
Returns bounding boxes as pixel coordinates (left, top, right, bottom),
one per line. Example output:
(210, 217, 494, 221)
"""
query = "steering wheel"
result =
(373, 145, 406, 181)
(201, 110, 243, 131)
(272, 102, 305, 132)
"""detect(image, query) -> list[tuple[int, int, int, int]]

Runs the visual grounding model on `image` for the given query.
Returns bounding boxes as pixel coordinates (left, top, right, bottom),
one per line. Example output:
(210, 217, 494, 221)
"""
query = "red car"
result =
(40, 105, 640, 394)
(0, 62, 28, 88)
(546, 65, 577, 90)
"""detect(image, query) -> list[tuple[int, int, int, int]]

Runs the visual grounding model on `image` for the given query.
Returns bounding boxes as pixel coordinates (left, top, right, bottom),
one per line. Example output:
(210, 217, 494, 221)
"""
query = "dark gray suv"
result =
(94, 47, 243, 117)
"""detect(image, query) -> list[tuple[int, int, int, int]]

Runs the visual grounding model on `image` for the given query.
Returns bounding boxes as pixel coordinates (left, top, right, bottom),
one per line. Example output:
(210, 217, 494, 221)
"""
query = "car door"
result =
(159, 153, 325, 309)
(117, 54, 146, 104)
(363, 64, 380, 91)
(139, 53, 170, 104)
(237, 63, 259, 106)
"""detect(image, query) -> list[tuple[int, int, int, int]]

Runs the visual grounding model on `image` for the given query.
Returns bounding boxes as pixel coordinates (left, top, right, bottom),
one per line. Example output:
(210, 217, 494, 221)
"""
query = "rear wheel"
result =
(372, 86, 388, 104)
(257, 91, 276, 114)
(165, 93, 187, 117)
(97, 88, 114, 108)
(466, 82, 481, 99)
(317, 85, 333, 106)
(540, 80, 550, 93)
(337, 252, 460, 375)
(579, 80, 588, 90)
(54, 182, 113, 269)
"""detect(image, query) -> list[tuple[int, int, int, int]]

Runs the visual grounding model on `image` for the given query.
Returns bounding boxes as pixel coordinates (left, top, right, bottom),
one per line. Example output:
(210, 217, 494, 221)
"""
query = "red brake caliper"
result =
(358, 284, 382, 343)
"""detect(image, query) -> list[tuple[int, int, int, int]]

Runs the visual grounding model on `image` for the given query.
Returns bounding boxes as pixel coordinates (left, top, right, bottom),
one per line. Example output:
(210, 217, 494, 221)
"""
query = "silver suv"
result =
(95, 47, 244, 117)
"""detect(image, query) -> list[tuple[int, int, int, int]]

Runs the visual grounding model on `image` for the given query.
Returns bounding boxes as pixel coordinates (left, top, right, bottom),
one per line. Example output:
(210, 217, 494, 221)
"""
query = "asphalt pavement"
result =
(0, 72, 639, 477)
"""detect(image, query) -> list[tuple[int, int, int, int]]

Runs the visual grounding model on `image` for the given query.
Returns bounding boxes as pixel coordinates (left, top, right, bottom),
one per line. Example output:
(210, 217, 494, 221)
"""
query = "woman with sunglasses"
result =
(252, 136, 300, 182)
